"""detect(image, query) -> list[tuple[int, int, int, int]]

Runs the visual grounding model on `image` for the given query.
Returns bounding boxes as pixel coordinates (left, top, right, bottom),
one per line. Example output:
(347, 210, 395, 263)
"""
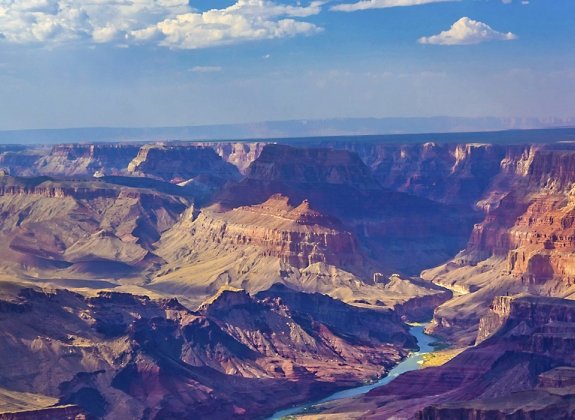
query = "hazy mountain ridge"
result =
(2, 117, 575, 144)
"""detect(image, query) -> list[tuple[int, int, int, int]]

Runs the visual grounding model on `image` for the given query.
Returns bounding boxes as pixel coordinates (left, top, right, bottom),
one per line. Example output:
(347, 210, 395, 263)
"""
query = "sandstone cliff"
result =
(215, 144, 475, 275)
(205, 141, 266, 174)
(128, 143, 241, 183)
(152, 193, 449, 312)
(150, 145, 457, 312)
(313, 295, 575, 419)
(33, 144, 141, 177)
(423, 145, 575, 343)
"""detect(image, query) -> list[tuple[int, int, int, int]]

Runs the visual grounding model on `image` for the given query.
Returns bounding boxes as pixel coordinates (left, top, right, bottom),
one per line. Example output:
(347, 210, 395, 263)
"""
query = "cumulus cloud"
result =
(418, 17, 517, 45)
(0, 0, 323, 48)
(331, 0, 454, 12)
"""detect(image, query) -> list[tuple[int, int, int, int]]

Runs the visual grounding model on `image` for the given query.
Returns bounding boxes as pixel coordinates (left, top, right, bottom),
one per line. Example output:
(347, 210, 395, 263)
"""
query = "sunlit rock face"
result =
(422, 144, 575, 343)
(206, 142, 266, 174)
(3, 138, 575, 418)
(128, 143, 241, 184)
(35, 144, 141, 177)
(187, 194, 363, 269)
(214, 144, 475, 274)
(317, 295, 575, 419)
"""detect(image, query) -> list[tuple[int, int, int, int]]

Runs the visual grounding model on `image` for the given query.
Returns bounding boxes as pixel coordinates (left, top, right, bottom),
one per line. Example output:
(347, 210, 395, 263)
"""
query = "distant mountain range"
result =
(1, 116, 574, 144)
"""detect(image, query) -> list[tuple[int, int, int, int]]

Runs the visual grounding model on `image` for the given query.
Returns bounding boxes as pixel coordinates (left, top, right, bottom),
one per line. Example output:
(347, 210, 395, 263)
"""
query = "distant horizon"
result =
(1, 117, 575, 146)
(2, 115, 575, 134)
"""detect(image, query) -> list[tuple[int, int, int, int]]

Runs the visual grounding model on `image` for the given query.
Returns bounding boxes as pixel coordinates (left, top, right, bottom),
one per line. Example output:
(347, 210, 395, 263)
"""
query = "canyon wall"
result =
(0, 285, 414, 419)
(4, 139, 575, 342)
(424, 144, 575, 342)
(0, 176, 189, 279)
(318, 294, 575, 419)
(127, 144, 241, 183)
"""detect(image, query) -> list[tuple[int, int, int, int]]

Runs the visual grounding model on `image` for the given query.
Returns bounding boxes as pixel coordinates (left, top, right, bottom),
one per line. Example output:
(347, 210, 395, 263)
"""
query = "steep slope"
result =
(0, 144, 141, 177)
(206, 141, 266, 174)
(0, 176, 189, 283)
(319, 141, 520, 208)
(423, 145, 575, 343)
(152, 145, 458, 311)
(0, 146, 46, 177)
(310, 295, 575, 419)
(215, 144, 475, 274)
(33, 144, 141, 177)
(128, 143, 241, 183)
(152, 193, 449, 312)
(0, 284, 415, 419)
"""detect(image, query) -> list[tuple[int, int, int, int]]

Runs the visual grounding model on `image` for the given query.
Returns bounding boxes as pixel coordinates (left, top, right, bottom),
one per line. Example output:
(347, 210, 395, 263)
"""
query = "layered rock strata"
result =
(312, 295, 575, 419)
(0, 284, 414, 419)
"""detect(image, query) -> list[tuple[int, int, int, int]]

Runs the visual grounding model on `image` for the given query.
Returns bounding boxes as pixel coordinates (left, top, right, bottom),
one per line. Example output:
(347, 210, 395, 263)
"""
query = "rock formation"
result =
(128, 143, 241, 184)
(150, 144, 458, 312)
(151, 192, 450, 312)
(313, 294, 575, 419)
(0, 176, 189, 281)
(205, 141, 266, 174)
(1, 134, 575, 418)
(215, 144, 475, 275)
(423, 145, 575, 343)
(34, 144, 141, 177)
(0, 284, 414, 419)
(320, 141, 518, 208)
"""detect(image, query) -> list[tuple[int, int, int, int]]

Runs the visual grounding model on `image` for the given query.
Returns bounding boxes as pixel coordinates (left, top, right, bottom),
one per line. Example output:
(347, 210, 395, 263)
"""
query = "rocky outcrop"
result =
(316, 295, 575, 419)
(33, 144, 140, 177)
(153, 195, 449, 310)
(0, 285, 414, 419)
(186, 195, 362, 269)
(215, 144, 476, 275)
(0, 405, 86, 419)
(422, 144, 575, 342)
(128, 143, 241, 183)
(206, 142, 266, 174)
(314, 141, 529, 208)
(416, 394, 575, 420)
(476, 295, 575, 346)
(256, 283, 416, 347)
(151, 146, 460, 309)
(393, 288, 453, 322)
(246, 144, 381, 189)
(0, 150, 43, 178)
(0, 143, 141, 177)
(0, 176, 189, 279)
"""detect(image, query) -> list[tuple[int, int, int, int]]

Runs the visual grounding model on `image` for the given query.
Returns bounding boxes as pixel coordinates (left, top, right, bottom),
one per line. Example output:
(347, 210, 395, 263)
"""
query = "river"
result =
(268, 324, 437, 419)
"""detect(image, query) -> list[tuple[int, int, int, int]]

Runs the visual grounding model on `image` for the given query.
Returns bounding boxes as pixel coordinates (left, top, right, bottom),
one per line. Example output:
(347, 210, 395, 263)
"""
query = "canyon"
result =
(306, 295, 575, 419)
(0, 284, 414, 419)
(1, 128, 575, 418)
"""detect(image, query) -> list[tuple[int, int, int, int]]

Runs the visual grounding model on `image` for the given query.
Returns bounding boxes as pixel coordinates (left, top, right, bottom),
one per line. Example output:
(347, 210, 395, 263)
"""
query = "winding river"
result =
(268, 324, 436, 419)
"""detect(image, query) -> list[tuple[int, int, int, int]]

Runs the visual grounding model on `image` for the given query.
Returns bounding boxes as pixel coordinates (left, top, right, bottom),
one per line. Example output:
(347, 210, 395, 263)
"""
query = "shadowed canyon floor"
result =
(2, 129, 575, 418)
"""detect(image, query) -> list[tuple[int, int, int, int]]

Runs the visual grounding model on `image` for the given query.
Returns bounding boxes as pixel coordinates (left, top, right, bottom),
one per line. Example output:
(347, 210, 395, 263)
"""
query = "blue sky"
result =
(0, 0, 573, 130)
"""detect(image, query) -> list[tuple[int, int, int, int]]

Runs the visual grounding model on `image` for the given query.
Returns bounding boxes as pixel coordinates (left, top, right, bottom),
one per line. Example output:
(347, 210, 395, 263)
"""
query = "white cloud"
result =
(331, 0, 454, 12)
(0, 0, 323, 48)
(190, 66, 223, 73)
(418, 17, 517, 45)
